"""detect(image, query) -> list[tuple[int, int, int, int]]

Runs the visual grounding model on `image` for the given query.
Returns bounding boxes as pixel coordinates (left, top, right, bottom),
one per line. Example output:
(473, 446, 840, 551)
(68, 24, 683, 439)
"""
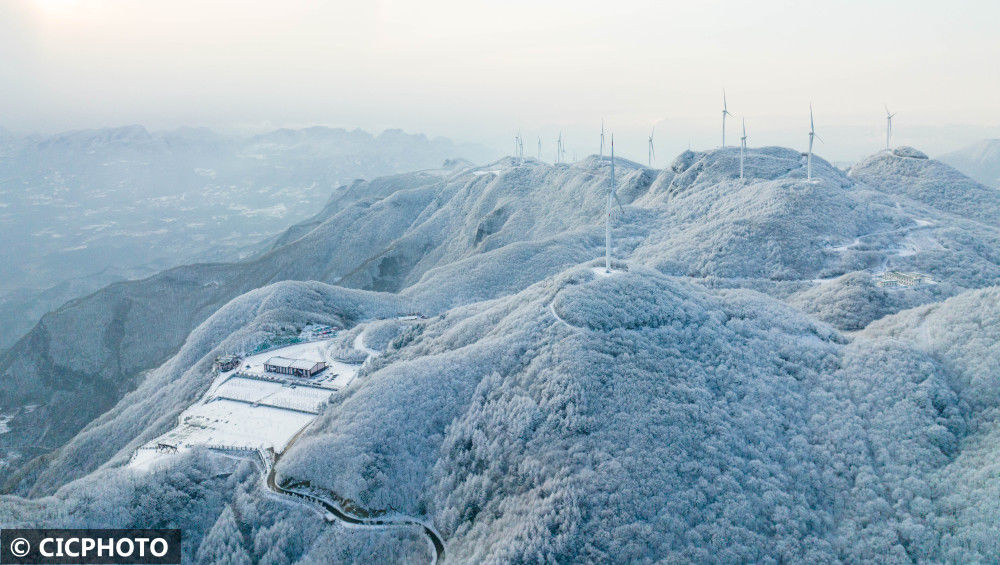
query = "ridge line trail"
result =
(548, 267, 620, 330)
(828, 215, 937, 253)
(549, 301, 575, 330)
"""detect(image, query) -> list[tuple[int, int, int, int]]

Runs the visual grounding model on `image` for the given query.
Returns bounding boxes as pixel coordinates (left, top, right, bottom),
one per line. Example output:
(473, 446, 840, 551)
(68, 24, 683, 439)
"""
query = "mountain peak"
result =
(890, 146, 929, 159)
(850, 145, 1000, 223)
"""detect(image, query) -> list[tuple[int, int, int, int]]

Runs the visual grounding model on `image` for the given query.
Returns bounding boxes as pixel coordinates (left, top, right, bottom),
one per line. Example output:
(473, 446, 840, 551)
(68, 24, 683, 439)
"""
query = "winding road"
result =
(152, 316, 445, 562)
(254, 319, 445, 564)
(352, 328, 379, 356)
(261, 447, 445, 564)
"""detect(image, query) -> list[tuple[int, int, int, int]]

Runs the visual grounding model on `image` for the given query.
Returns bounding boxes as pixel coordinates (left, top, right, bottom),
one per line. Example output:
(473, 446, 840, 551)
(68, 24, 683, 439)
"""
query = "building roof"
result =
(265, 356, 325, 371)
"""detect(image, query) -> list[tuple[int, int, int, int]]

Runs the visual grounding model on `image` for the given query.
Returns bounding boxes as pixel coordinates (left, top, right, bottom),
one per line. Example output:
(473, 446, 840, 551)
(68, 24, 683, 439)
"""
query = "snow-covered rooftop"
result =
(264, 356, 325, 371)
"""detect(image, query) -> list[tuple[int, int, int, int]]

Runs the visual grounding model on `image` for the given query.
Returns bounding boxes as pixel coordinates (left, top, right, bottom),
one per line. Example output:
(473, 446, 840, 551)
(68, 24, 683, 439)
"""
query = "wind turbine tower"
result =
(537, 137, 542, 159)
(556, 132, 563, 164)
(885, 105, 896, 150)
(721, 90, 733, 147)
(740, 118, 747, 181)
(807, 104, 822, 181)
(648, 127, 655, 166)
(600, 119, 606, 159)
(606, 134, 615, 273)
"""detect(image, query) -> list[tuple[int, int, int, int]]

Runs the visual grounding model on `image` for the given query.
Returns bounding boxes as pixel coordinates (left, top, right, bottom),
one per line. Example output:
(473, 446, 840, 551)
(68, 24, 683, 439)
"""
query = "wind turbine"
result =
(885, 105, 896, 150)
(740, 118, 747, 180)
(606, 134, 616, 272)
(648, 127, 655, 166)
(807, 104, 822, 180)
(556, 132, 563, 164)
(721, 89, 733, 147)
(537, 137, 542, 160)
(600, 119, 606, 159)
(603, 135, 626, 273)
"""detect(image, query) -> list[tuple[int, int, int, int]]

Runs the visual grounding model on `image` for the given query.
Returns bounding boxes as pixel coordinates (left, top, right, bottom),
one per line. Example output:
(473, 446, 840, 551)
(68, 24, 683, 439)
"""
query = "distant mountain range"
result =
(1, 145, 999, 562)
(938, 138, 1000, 188)
(0, 125, 498, 349)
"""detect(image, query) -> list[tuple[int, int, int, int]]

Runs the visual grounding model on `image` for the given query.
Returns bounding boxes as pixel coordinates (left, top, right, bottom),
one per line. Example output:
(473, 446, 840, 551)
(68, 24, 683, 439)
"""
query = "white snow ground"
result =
(897, 231, 945, 257)
(145, 400, 311, 452)
(130, 333, 368, 471)
(212, 378, 332, 413)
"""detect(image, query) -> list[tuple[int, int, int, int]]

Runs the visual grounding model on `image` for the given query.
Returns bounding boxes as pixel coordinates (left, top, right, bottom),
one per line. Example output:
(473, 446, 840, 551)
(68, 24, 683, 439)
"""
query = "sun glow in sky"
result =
(3, 0, 1000, 161)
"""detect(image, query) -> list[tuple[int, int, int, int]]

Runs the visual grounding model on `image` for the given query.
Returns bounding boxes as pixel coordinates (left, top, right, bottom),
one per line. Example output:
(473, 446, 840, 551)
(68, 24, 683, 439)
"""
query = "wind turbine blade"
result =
(613, 191, 625, 215)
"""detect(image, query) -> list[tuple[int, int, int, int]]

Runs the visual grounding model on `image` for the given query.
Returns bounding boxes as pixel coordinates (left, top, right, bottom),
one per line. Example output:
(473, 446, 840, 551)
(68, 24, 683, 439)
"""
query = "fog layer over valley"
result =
(1, 145, 999, 562)
(0, 125, 495, 350)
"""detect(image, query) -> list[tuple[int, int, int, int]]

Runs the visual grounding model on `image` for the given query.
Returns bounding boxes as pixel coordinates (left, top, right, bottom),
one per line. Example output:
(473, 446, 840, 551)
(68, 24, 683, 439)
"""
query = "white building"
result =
(263, 356, 327, 378)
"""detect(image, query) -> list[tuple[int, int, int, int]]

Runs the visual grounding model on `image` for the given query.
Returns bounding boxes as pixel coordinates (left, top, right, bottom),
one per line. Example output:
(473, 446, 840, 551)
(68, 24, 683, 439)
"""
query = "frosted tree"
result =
(195, 506, 252, 565)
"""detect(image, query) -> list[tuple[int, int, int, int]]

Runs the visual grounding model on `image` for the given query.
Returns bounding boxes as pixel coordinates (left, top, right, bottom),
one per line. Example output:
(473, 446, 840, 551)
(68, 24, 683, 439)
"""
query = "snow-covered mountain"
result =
(851, 146, 1000, 224)
(1, 145, 999, 562)
(0, 125, 496, 350)
(938, 139, 1000, 188)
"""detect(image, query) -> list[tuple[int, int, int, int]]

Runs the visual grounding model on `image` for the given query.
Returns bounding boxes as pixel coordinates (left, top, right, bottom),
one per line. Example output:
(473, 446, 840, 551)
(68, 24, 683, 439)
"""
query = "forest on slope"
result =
(1, 145, 999, 562)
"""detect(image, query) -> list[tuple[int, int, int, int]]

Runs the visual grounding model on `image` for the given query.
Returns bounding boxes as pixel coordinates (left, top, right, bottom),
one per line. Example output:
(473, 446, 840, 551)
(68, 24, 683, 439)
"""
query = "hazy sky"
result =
(2, 0, 1000, 162)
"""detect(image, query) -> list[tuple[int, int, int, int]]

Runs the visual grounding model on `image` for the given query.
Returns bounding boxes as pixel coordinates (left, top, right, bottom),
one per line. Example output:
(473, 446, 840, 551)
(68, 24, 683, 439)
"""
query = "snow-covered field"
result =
(212, 378, 332, 413)
(130, 334, 367, 471)
(897, 231, 945, 257)
(131, 400, 314, 471)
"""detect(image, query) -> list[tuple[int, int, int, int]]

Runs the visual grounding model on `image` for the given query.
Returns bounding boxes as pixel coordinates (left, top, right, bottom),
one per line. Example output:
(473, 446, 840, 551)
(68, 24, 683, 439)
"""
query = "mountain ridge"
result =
(1, 145, 999, 562)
